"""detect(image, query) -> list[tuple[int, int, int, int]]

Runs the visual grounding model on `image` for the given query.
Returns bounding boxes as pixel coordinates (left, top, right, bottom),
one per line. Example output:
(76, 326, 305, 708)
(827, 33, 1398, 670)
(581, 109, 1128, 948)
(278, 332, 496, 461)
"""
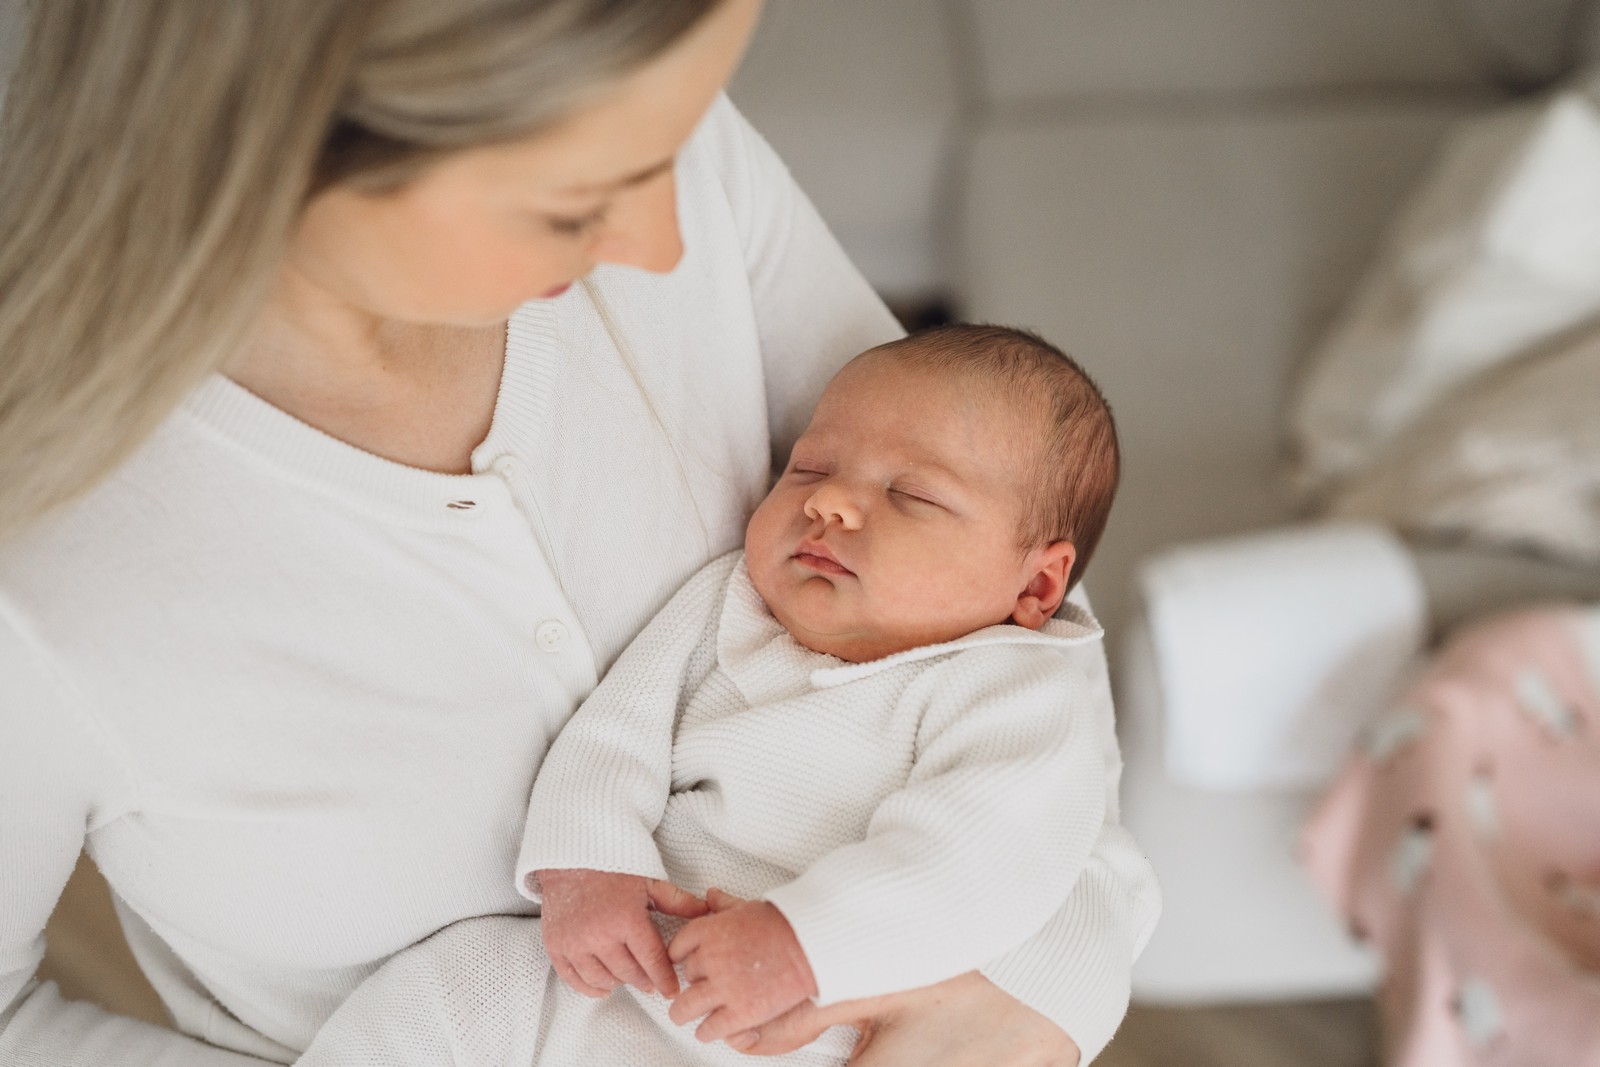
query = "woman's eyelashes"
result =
(543, 205, 610, 237)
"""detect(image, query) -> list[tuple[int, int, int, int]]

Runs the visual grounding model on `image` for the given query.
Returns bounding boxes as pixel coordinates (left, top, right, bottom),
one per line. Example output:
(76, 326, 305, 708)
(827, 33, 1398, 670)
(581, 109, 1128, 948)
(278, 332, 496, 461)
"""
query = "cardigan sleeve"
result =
(698, 94, 905, 471)
(978, 602, 1163, 1065)
(0, 605, 269, 1067)
(763, 646, 1106, 1006)
(514, 554, 737, 899)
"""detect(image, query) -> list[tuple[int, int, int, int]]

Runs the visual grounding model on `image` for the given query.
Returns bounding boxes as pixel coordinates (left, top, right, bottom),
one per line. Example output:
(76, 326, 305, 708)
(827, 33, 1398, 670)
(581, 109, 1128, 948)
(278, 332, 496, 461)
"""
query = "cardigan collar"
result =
(177, 298, 562, 531)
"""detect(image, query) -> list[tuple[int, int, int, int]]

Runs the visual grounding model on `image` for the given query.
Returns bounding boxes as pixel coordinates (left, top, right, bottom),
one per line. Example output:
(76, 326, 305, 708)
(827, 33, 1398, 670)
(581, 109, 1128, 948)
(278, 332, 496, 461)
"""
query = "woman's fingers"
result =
(647, 879, 709, 919)
(666, 922, 700, 964)
(846, 973, 1081, 1067)
(627, 926, 680, 998)
(734, 994, 877, 1055)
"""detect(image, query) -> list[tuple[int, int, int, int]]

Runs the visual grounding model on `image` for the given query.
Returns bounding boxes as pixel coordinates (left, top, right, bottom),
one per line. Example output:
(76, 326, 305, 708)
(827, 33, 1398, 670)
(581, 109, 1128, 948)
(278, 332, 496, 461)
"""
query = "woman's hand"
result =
(731, 972, 1079, 1065)
(535, 868, 708, 999)
(693, 888, 1081, 1066)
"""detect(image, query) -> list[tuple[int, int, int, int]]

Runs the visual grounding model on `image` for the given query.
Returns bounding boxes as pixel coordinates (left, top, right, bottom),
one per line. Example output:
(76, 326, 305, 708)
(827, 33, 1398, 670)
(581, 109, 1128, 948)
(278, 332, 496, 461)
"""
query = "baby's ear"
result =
(1012, 541, 1076, 630)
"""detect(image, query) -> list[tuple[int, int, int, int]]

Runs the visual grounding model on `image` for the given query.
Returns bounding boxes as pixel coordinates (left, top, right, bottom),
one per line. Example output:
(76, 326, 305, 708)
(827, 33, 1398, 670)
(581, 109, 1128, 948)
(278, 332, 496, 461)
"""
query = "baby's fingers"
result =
(550, 953, 613, 999)
(647, 879, 709, 919)
(596, 943, 654, 994)
(704, 887, 747, 912)
(627, 926, 680, 998)
(696, 1005, 752, 1045)
(667, 977, 720, 1027)
(569, 954, 620, 998)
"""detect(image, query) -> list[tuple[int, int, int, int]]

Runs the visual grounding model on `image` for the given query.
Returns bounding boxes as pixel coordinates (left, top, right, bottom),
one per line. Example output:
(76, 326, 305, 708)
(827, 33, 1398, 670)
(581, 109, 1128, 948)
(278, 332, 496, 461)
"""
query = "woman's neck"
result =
(230, 266, 507, 474)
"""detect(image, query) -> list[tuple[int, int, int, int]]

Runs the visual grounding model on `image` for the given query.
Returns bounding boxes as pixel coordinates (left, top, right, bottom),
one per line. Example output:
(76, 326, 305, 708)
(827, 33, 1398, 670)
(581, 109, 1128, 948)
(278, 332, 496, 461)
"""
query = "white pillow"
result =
(1329, 324, 1600, 565)
(1288, 86, 1600, 495)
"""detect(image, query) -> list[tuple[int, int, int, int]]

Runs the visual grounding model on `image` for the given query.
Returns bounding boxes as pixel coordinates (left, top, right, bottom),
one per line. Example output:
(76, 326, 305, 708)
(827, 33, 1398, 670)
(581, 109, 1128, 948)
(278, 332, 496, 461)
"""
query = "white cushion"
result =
(966, 0, 1499, 103)
(1115, 619, 1379, 1001)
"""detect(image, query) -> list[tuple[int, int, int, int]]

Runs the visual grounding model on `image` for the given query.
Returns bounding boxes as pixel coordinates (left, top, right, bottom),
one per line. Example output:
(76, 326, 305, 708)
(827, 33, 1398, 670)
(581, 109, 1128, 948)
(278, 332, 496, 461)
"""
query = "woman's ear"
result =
(1012, 540, 1076, 630)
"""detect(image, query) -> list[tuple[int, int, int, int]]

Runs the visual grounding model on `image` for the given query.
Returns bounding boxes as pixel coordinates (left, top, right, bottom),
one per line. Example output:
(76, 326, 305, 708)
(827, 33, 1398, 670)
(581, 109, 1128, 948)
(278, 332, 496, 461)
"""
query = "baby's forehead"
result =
(827, 346, 1050, 433)
(807, 355, 1047, 468)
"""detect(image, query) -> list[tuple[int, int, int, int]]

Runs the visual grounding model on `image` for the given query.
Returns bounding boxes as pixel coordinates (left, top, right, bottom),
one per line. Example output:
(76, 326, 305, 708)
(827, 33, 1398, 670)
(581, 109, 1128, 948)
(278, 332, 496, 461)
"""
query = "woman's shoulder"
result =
(0, 407, 246, 675)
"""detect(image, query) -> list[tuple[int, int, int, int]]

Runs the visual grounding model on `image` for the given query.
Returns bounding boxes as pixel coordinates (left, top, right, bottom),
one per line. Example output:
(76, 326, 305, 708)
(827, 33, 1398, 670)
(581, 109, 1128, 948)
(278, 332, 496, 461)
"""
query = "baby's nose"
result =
(803, 482, 864, 530)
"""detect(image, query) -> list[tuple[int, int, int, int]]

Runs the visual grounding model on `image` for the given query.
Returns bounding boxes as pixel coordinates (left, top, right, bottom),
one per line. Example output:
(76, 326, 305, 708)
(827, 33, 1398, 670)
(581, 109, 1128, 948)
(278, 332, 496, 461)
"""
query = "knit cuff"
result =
(515, 817, 667, 905)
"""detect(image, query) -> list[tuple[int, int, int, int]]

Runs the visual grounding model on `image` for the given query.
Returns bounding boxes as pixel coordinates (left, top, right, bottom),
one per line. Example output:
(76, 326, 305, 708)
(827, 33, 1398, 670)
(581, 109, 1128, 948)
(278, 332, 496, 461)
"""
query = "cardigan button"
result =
(536, 620, 569, 653)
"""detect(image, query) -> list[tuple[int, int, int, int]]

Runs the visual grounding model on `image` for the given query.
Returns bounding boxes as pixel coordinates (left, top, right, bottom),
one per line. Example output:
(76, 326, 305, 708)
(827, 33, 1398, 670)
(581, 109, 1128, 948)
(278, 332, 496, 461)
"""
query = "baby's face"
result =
(746, 352, 1070, 662)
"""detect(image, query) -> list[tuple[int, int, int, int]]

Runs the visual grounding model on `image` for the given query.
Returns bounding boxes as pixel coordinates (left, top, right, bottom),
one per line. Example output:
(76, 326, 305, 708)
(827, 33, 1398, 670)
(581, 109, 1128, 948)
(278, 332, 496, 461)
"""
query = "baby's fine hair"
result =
(873, 323, 1120, 592)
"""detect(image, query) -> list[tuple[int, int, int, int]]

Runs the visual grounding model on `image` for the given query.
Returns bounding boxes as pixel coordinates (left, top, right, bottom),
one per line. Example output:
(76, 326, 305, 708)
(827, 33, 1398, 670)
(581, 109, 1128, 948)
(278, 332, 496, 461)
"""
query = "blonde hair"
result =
(0, 0, 720, 538)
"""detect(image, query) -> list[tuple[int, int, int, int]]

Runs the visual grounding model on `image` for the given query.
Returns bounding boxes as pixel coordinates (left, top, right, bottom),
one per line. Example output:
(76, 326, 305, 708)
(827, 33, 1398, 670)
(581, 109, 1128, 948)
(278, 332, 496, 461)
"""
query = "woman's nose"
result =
(590, 170, 684, 275)
(804, 482, 864, 531)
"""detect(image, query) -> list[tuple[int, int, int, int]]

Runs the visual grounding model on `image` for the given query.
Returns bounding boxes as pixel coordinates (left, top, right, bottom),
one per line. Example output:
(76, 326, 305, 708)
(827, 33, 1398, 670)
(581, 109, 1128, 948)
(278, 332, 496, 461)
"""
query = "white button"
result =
(493, 455, 519, 478)
(536, 620, 568, 653)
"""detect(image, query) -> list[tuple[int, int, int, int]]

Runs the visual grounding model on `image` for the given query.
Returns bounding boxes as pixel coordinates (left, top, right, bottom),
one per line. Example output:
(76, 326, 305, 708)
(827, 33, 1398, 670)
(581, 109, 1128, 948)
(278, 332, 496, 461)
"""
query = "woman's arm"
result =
(0, 607, 270, 1066)
(703, 97, 1161, 1063)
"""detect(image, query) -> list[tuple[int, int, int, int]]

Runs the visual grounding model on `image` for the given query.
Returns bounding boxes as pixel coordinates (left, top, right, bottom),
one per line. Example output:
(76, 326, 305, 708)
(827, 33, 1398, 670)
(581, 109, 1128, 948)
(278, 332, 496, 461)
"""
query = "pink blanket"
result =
(1303, 607, 1600, 1067)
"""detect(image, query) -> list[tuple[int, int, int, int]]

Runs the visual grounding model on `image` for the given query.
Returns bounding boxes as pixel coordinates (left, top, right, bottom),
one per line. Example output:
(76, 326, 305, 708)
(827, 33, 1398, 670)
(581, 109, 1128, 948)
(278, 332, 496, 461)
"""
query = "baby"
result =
(300, 324, 1120, 1067)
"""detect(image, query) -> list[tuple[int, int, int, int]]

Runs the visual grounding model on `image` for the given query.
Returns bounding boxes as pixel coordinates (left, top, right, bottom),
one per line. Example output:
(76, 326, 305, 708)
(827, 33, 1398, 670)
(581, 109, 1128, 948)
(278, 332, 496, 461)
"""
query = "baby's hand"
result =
(535, 869, 708, 999)
(667, 888, 819, 1045)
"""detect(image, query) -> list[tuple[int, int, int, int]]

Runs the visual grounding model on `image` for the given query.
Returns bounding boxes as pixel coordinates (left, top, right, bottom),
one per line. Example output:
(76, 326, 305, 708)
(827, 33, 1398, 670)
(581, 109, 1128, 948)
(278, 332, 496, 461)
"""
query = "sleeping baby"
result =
(299, 323, 1122, 1066)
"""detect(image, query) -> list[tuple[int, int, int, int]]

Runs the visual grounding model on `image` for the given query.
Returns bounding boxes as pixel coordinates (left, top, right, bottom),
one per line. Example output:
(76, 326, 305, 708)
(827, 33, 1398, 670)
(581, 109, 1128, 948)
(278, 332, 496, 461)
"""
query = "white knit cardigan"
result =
(0, 96, 1159, 1066)
(297, 551, 1121, 1067)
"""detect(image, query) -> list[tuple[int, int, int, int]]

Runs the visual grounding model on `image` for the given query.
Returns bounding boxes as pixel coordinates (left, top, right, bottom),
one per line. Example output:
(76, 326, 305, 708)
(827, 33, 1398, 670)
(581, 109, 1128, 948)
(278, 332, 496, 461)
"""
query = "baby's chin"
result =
(757, 581, 884, 662)
(769, 597, 936, 663)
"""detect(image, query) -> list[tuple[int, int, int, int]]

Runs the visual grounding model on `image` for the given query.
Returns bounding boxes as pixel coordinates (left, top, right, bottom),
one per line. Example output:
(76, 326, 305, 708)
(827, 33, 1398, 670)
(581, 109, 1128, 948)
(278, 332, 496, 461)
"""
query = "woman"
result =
(0, 2, 1158, 1064)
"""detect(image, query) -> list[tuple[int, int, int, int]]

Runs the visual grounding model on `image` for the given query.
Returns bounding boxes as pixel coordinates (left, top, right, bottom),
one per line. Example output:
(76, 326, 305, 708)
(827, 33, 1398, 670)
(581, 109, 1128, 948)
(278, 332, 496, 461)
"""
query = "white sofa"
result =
(738, 0, 1600, 1004)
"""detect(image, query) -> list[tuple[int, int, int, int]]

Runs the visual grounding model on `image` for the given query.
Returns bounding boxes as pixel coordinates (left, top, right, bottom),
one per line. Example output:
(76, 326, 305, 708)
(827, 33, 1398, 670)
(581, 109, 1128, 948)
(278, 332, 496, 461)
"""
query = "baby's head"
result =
(746, 324, 1119, 662)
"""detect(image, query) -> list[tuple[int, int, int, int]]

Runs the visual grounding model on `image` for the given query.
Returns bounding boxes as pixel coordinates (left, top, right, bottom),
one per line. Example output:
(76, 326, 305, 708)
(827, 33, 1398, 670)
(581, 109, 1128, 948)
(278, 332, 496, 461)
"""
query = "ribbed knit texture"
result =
(524, 552, 1109, 1004)
(303, 553, 1117, 1065)
(1, 95, 1157, 1066)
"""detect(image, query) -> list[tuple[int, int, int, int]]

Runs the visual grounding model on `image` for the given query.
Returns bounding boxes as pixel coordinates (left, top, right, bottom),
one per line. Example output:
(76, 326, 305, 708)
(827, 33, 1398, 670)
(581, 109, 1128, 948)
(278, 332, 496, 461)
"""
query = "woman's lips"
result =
(794, 541, 853, 577)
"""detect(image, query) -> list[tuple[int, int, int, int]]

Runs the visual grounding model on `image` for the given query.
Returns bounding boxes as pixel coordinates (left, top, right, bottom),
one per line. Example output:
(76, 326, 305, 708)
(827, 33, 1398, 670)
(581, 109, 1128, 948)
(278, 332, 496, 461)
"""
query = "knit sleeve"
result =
(763, 645, 1106, 1007)
(697, 94, 905, 470)
(0, 604, 268, 1067)
(514, 554, 737, 899)
(978, 615, 1162, 1065)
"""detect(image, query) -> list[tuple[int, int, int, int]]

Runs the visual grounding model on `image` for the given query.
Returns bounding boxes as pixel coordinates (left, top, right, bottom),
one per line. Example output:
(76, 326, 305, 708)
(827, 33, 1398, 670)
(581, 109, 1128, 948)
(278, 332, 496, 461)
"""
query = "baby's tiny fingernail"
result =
(727, 1031, 757, 1051)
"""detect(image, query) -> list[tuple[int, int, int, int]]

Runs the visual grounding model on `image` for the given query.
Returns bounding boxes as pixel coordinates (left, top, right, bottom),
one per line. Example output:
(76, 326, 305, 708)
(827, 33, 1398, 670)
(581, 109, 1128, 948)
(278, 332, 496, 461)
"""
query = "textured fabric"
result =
(297, 915, 856, 1067)
(303, 552, 1108, 1065)
(1288, 88, 1600, 495)
(1303, 606, 1600, 1066)
(1330, 325, 1600, 566)
(1, 96, 1156, 1066)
